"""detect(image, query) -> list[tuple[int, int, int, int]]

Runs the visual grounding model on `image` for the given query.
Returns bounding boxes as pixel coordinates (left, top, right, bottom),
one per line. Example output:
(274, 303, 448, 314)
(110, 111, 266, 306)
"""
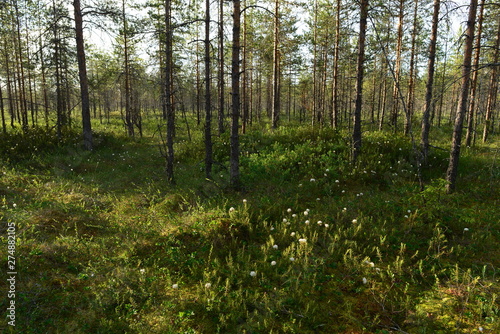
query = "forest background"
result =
(0, 0, 499, 332)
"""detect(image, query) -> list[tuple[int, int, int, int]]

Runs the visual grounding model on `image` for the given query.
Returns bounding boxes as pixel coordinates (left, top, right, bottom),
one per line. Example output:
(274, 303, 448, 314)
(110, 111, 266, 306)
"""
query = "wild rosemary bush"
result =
(0, 121, 498, 333)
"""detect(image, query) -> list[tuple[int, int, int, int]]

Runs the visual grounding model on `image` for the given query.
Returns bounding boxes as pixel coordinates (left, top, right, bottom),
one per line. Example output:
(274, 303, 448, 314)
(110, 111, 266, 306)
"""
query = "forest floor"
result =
(1, 115, 499, 333)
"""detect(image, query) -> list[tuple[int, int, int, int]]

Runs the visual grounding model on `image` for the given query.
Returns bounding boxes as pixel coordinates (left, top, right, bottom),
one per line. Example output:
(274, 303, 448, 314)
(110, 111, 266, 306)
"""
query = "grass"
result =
(0, 114, 499, 333)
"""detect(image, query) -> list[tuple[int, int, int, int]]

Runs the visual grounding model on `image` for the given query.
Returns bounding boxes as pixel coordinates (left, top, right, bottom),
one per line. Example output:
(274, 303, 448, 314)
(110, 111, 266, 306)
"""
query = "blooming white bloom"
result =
(317, 221, 322, 225)
(270, 227, 275, 231)
(324, 224, 329, 228)
(342, 190, 345, 193)
(243, 199, 247, 203)
(292, 214, 297, 218)
(290, 232, 296, 237)
(368, 262, 375, 267)
(479, 326, 483, 332)
(342, 207, 347, 212)
(303, 211, 309, 216)
(12, 203, 17, 208)
(352, 219, 358, 224)
(407, 209, 411, 213)
(250, 271, 257, 277)
(205, 283, 212, 289)
(316, 197, 321, 201)
(172, 284, 179, 289)
(326, 169, 330, 172)
(289, 257, 295, 261)
(283, 218, 288, 223)
(464, 228, 470, 232)
(271, 261, 277, 266)
(140, 269, 145, 274)
(273, 244, 278, 250)
(404, 215, 409, 218)
(304, 220, 310, 224)
(229, 207, 235, 213)
(298, 238, 307, 244)
(362, 277, 368, 284)
(310, 178, 316, 182)
(335, 179, 339, 183)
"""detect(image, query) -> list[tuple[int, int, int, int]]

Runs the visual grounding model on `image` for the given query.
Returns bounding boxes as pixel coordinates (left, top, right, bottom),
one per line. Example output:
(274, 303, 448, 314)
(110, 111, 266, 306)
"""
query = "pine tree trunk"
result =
(271, 0, 280, 129)
(331, 0, 341, 129)
(391, 0, 404, 133)
(165, 0, 175, 184)
(421, 0, 440, 162)
(446, 0, 478, 193)
(352, 0, 368, 163)
(74, 0, 93, 150)
(482, 16, 500, 143)
(405, 0, 418, 136)
(465, 0, 485, 147)
(204, 0, 213, 179)
(230, 0, 241, 190)
(218, 0, 225, 135)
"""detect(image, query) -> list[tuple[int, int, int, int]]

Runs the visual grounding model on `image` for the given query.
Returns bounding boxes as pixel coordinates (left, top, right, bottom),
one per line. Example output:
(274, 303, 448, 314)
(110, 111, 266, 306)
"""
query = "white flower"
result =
(12, 203, 17, 208)
(368, 262, 375, 267)
(172, 284, 179, 289)
(205, 283, 212, 289)
(229, 207, 235, 213)
(292, 214, 297, 218)
(287, 208, 292, 213)
(342, 190, 345, 193)
(303, 211, 309, 216)
(310, 178, 316, 182)
(362, 277, 368, 284)
(298, 238, 307, 244)
(342, 207, 347, 212)
(317, 221, 322, 225)
(298, 183, 303, 187)
(283, 218, 288, 223)
(316, 197, 321, 201)
(464, 228, 470, 232)
(335, 179, 339, 183)
(270, 227, 275, 231)
(271, 261, 277, 266)
(404, 215, 409, 218)
(326, 169, 330, 172)
(304, 220, 310, 224)
(479, 326, 483, 332)
(250, 271, 257, 277)
(140, 269, 145, 274)
(243, 199, 247, 203)
(290, 232, 296, 237)
(289, 257, 295, 261)
(407, 209, 411, 213)
(352, 219, 358, 224)
(273, 244, 278, 250)
(324, 224, 329, 228)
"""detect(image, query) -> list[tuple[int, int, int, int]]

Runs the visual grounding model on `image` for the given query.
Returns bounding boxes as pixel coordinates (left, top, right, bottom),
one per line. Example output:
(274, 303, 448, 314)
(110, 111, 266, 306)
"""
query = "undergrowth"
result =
(0, 119, 498, 333)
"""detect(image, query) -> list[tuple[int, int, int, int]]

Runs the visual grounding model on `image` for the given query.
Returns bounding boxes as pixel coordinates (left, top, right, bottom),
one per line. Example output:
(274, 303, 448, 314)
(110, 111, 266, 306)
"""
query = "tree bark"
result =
(446, 0, 478, 193)
(465, 0, 485, 147)
(352, 0, 368, 163)
(390, 0, 404, 133)
(421, 0, 440, 162)
(331, 0, 341, 129)
(230, 0, 241, 190)
(204, 0, 213, 179)
(482, 16, 500, 143)
(271, 0, 280, 129)
(218, 0, 225, 135)
(74, 0, 93, 150)
(165, 0, 175, 184)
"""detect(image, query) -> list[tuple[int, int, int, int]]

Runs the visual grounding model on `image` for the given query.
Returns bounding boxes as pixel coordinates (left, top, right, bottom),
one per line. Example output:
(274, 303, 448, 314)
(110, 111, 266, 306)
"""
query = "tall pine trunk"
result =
(74, 0, 93, 150)
(204, 0, 213, 179)
(352, 0, 368, 163)
(446, 0, 478, 193)
(421, 0, 440, 162)
(230, 0, 241, 190)
(165, 0, 175, 184)
(482, 16, 500, 143)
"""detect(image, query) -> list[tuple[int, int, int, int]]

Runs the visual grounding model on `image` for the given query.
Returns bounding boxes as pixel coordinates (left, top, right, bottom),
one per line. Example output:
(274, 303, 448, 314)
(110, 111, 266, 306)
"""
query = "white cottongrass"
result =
(229, 207, 235, 213)
(290, 232, 296, 237)
(283, 218, 288, 223)
(362, 277, 368, 284)
(172, 284, 179, 289)
(271, 261, 277, 266)
(287, 208, 292, 213)
(243, 199, 247, 203)
(352, 219, 358, 224)
(140, 269, 145, 274)
(317, 221, 322, 225)
(292, 214, 297, 218)
(304, 220, 310, 224)
(250, 271, 257, 277)
(205, 283, 212, 289)
(310, 178, 316, 182)
(273, 244, 278, 250)
(298, 238, 307, 244)
(303, 211, 309, 216)
(464, 228, 470, 232)
(289, 257, 295, 261)
(324, 224, 329, 228)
